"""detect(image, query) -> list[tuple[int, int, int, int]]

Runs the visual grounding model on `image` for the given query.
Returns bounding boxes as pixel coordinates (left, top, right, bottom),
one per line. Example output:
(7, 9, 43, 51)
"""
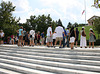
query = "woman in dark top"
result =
(75, 28, 79, 48)
(37, 31, 40, 45)
(70, 27, 76, 49)
(34, 33, 37, 45)
(25, 31, 30, 45)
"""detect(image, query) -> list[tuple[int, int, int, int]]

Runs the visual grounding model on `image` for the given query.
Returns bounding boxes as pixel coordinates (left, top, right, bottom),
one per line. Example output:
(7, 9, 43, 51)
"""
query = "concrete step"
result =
(0, 63, 53, 74)
(0, 56, 100, 72)
(0, 45, 100, 73)
(0, 68, 21, 74)
(1, 51, 100, 61)
(0, 54, 100, 66)
(0, 47, 100, 56)
(0, 46, 100, 53)
(0, 59, 100, 74)
(1, 49, 100, 58)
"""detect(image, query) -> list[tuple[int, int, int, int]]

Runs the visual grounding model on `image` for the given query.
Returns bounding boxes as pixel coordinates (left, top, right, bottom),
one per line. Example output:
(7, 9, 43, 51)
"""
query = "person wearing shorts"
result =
(11, 35, 14, 45)
(29, 29, 35, 46)
(47, 25, 53, 47)
(18, 26, 23, 46)
(70, 27, 76, 49)
(54, 24, 64, 48)
(23, 28, 26, 46)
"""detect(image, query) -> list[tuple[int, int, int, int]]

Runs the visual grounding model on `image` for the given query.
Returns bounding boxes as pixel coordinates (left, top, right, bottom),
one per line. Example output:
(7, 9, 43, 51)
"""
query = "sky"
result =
(1, 0, 100, 27)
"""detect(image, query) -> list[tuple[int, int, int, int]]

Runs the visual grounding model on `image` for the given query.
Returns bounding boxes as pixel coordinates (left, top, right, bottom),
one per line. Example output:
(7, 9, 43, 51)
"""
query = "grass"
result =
(76, 26, 100, 40)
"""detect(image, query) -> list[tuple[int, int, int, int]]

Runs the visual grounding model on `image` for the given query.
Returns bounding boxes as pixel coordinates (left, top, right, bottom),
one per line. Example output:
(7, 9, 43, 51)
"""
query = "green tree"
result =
(0, 1, 20, 37)
(73, 22, 79, 27)
(26, 14, 57, 35)
(57, 19, 63, 26)
(92, 0, 100, 8)
(67, 22, 72, 28)
(93, 17, 100, 39)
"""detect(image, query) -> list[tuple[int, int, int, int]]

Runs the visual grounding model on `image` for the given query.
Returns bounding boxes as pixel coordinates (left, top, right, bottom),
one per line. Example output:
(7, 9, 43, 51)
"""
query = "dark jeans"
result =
(67, 35, 69, 47)
(63, 38, 65, 47)
(53, 39, 56, 46)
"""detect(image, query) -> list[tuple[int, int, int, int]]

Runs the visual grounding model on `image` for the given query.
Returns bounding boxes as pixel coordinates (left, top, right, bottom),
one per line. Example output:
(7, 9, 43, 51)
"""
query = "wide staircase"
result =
(0, 45, 100, 74)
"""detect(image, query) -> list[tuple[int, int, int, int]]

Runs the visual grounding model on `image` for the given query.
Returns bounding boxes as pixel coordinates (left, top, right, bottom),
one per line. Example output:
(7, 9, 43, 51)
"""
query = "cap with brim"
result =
(82, 27, 85, 29)
(89, 28, 93, 31)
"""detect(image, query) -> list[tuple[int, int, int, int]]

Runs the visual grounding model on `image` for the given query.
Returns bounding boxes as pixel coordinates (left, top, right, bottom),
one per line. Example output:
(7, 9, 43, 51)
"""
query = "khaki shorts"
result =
(47, 36, 53, 42)
(30, 37, 34, 41)
(56, 37, 63, 41)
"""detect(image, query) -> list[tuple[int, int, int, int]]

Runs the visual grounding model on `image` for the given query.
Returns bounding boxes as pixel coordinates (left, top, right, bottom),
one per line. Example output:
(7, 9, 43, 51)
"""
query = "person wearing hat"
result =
(80, 27, 87, 48)
(89, 28, 96, 48)
(0, 30, 4, 44)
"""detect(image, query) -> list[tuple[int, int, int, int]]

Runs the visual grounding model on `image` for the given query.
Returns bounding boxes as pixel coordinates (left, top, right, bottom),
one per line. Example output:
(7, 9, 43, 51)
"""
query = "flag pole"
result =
(84, 0, 86, 25)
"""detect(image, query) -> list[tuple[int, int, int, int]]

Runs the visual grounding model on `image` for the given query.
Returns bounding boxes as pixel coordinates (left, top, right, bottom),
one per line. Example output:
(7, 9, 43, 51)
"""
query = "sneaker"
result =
(54, 46, 56, 48)
(71, 48, 74, 50)
(51, 46, 53, 47)
(47, 46, 50, 47)
(59, 46, 62, 48)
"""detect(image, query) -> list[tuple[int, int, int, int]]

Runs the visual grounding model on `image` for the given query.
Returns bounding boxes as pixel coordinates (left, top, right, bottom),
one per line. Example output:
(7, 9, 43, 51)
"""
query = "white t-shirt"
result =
(66, 30, 69, 35)
(47, 27, 52, 36)
(53, 33, 56, 39)
(0, 32, 4, 37)
(55, 26, 64, 37)
(30, 30, 35, 37)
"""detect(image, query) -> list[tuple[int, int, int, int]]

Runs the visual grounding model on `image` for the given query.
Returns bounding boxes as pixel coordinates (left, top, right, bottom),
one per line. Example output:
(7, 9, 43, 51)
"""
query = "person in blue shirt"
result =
(18, 26, 23, 46)
(41, 32, 44, 45)
(62, 27, 67, 48)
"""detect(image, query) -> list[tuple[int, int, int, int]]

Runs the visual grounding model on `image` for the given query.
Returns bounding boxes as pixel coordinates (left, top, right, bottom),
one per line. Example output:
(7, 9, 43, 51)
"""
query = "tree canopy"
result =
(24, 14, 57, 35)
(0, 1, 20, 37)
(93, 17, 100, 34)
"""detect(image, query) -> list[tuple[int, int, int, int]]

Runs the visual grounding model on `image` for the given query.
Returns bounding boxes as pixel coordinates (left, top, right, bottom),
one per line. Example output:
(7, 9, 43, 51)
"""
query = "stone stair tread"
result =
(0, 68, 21, 74)
(0, 45, 100, 73)
(0, 58, 100, 72)
(0, 54, 100, 66)
(0, 63, 53, 74)
(0, 45, 100, 52)
(1, 48, 100, 55)
(1, 49, 100, 57)
(0, 60, 100, 74)
(0, 52, 100, 61)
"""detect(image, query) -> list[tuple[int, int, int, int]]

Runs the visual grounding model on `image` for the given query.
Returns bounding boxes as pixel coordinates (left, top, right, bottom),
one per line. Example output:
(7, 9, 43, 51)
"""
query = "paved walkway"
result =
(0, 44, 100, 50)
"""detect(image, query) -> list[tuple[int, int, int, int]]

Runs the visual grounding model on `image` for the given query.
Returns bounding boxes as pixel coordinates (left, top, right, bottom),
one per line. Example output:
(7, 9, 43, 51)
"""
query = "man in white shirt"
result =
(47, 25, 53, 47)
(54, 24, 64, 48)
(29, 29, 35, 46)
